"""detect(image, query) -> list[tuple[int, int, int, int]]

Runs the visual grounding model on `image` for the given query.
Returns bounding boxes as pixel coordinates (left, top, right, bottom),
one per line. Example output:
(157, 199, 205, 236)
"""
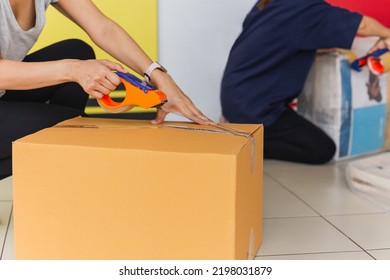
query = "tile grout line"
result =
(256, 249, 375, 259)
(263, 171, 377, 259)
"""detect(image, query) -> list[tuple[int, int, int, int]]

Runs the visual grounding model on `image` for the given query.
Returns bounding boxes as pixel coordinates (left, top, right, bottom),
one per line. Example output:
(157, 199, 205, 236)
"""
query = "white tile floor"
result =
(1, 156, 390, 260)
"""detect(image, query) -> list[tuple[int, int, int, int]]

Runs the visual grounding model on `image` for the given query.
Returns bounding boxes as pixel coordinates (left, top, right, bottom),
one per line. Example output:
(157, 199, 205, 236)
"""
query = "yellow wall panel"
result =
(31, 0, 158, 62)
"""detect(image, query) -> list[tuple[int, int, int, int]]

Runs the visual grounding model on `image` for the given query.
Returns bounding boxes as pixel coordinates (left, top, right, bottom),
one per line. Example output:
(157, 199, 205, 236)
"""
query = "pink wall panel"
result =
(327, 0, 390, 27)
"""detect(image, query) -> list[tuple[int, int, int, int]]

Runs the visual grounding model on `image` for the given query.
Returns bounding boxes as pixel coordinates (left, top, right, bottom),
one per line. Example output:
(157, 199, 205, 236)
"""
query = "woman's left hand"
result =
(149, 71, 214, 125)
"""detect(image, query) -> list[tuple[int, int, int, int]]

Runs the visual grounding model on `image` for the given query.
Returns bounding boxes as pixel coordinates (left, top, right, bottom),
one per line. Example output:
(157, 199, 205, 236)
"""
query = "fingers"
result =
(85, 74, 119, 99)
(317, 48, 338, 54)
(174, 96, 215, 125)
(368, 39, 388, 54)
(152, 82, 214, 125)
(78, 60, 125, 99)
(182, 105, 215, 125)
(97, 61, 123, 91)
(105, 70, 122, 88)
(100, 59, 128, 73)
(151, 107, 168, 124)
(151, 99, 213, 125)
(368, 44, 382, 54)
(380, 38, 390, 50)
(157, 98, 215, 126)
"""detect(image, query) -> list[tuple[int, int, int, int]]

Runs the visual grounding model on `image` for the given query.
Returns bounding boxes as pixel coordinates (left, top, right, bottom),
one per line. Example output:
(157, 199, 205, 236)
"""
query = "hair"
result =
(257, 0, 271, 9)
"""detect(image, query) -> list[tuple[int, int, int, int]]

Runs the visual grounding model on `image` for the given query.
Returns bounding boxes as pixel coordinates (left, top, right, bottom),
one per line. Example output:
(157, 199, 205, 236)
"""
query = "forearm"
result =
(0, 59, 74, 90)
(54, 0, 153, 76)
(89, 19, 153, 76)
(51, 0, 212, 124)
(357, 16, 390, 39)
(89, 19, 177, 94)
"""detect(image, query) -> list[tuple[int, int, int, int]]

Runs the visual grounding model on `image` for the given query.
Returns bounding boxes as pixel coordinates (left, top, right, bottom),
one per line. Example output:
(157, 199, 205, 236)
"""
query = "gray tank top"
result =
(0, 0, 59, 96)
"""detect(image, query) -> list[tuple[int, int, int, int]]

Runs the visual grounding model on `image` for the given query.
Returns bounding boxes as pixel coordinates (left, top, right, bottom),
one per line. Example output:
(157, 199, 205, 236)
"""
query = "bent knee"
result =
(307, 139, 336, 164)
(64, 39, 96, 60)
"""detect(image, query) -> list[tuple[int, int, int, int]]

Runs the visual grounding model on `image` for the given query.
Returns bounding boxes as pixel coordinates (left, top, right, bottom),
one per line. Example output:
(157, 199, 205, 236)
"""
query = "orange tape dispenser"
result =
(97, 72, 168, 113)
(367, 51, 390, 76)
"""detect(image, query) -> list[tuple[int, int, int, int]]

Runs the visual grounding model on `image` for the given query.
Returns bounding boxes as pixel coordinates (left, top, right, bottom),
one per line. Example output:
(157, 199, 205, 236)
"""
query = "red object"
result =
(326, 0, 390, 27)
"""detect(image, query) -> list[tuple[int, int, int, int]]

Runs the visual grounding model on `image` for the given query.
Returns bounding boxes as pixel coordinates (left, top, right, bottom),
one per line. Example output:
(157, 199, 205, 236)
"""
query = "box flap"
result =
(14, 117, 262, 155)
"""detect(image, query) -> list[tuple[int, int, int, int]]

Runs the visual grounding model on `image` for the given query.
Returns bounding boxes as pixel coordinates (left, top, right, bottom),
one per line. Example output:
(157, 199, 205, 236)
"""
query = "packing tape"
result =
(56, 122, 258, 174)
(367, 52, 390, 75)
(164, 123, 257, 174)
(247, 228, 255, 260)
(55, 124, 158, 129)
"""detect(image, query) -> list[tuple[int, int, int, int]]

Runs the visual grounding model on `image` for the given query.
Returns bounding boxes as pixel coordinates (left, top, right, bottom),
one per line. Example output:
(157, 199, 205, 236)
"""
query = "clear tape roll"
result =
(97, 98, 134, 113)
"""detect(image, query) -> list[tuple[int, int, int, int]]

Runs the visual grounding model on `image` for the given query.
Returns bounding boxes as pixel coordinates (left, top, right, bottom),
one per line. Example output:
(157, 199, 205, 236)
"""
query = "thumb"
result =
(151, 108, 168, 124)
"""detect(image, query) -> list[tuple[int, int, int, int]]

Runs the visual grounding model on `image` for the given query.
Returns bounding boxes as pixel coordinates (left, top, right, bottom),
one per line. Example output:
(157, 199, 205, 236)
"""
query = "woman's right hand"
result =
(70, 59, 127, 99)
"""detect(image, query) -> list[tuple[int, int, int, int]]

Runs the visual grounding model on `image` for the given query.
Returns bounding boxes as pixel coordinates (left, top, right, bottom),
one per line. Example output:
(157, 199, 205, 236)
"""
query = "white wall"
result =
(158, 0, 257, 122)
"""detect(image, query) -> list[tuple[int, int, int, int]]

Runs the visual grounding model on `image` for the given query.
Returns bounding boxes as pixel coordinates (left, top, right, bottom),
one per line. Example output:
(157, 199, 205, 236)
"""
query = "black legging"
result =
(264, 107, 336, 164)
(0, 39, 95, 178)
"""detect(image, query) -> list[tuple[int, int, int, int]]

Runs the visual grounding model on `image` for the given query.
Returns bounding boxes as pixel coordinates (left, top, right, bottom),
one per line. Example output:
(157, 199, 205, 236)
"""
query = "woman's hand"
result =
(149, 70, 215, 125)
(55, 0, 213, 125)
(70, 59, 127, 99)
(316, 48, 339, 54)
(369, 37, 390, 54)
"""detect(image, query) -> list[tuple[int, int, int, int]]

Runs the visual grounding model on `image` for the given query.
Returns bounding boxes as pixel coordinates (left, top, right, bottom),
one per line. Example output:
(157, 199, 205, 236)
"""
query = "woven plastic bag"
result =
(298, 37, 388, 160)
(346, 152, 390, 211)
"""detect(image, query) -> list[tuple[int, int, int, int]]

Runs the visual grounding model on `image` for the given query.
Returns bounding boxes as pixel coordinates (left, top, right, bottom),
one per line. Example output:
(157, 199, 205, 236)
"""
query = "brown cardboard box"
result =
(13, 117, 263, 260)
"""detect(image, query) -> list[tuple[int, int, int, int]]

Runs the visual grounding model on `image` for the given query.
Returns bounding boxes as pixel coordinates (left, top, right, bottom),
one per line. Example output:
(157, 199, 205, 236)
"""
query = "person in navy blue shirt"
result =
(221, 0, 390, 164)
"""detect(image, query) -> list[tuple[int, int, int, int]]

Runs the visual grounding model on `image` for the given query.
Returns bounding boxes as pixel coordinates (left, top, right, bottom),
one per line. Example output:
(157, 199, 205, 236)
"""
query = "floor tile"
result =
(257, 217, 361, 256)
(2, 212, 15, 260)
(0, 177, 13, 201)
(263, 175, 318, 218)
(367, 249, 390, 260)
(327, 213, 390, 250)
(266, 166, 385, 216)
(334, 153, 383, 169)
(264, 159, 333, 171)
(255, 251, 373, 260)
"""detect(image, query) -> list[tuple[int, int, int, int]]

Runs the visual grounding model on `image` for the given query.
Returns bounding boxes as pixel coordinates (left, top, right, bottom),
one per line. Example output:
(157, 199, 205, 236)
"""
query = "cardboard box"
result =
(13, 117, 263, 260)
(298, 37, 389, 160)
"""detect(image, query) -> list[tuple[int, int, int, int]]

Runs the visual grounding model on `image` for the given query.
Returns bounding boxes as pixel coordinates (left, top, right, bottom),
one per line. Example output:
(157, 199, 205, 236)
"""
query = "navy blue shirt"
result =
(220, 0, 362, 125)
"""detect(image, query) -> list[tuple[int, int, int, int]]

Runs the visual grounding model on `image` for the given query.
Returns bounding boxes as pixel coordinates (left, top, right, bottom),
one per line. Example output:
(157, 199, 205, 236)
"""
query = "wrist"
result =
(65, 59, 80, 83)
(144, 62, 167, 84)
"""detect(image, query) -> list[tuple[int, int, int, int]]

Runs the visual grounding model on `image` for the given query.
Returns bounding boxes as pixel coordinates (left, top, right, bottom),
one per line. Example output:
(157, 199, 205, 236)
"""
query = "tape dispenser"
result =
(98, 72, 168, 113)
